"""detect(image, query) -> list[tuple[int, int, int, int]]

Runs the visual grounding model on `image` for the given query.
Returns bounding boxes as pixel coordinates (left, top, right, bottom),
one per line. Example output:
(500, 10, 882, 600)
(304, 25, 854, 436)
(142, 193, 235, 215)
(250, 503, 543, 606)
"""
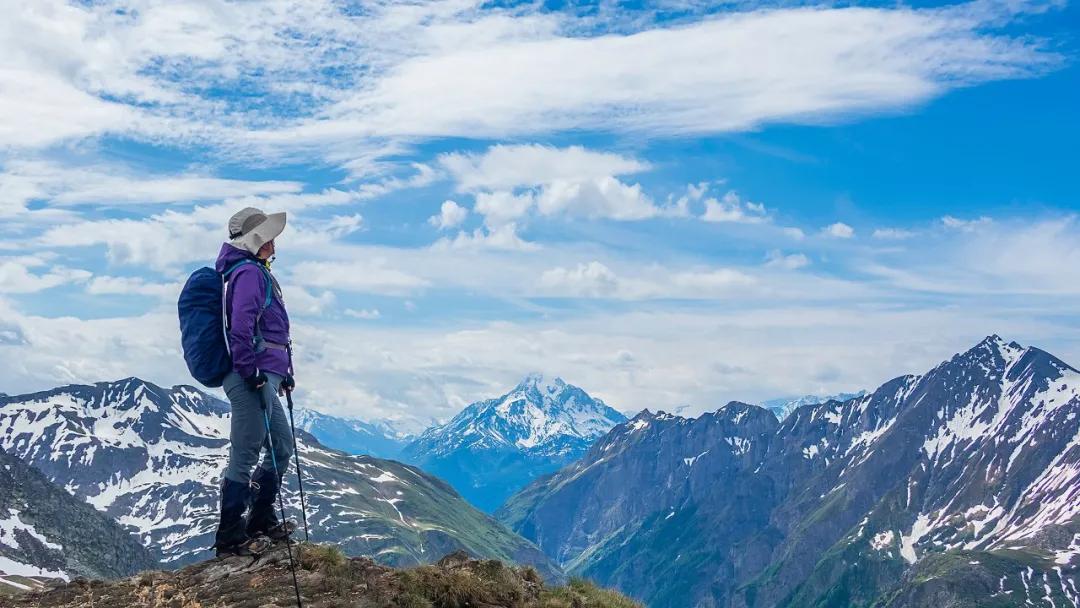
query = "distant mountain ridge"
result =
(0, 378, 560, 579)
(499, 336, 1080, 607)
(402, 373, 628, 512)
(293, 407, 414, 459)
(760, 391, 867, 420)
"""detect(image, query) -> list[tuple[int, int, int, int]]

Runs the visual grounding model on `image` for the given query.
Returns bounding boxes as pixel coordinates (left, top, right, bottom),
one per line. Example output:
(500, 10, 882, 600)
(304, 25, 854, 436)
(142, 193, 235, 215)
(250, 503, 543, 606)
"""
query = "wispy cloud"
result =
(0, 257, 91, 293)
(0, 0, 1060, 159)
(440, 145, 649, 192)
(765, 250, 811, 269)
(872, 227, 918, 240)
(823, 222, 855, 238)
(702, 191, 769, 224)
(942, 215, 993, 232)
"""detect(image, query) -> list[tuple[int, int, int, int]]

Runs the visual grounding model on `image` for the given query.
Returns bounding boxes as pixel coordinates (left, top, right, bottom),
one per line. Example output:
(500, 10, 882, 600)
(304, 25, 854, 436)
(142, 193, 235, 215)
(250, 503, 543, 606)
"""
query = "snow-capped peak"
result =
(514, 372, 567, 396)
(409, 375, 628, 457)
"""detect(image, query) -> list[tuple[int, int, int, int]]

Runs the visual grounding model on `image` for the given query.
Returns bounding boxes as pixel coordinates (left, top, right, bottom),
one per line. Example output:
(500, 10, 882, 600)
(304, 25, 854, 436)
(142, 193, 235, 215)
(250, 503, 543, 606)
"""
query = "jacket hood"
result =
(214, 243, 258, 273)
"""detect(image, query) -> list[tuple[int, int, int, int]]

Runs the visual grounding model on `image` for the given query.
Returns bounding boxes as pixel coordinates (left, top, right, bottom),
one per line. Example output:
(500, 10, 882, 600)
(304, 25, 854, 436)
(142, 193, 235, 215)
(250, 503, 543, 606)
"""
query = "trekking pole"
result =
(285, 343, 311, 542)
(259, 388, 304, 608)
(284, 389, 311, 542)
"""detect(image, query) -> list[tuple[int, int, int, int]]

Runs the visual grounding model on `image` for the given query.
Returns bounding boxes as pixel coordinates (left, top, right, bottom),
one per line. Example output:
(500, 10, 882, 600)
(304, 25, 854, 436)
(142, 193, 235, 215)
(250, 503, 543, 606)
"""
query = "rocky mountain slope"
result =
(6, 543, 638, 608)
(759, 391, 866, 420)
(402, 374, 627, 512)
(499, 336, 1080, 607)
(293, 407, 414, 459)
(0, 449, 157, 596)
(0, 378, 559, 579)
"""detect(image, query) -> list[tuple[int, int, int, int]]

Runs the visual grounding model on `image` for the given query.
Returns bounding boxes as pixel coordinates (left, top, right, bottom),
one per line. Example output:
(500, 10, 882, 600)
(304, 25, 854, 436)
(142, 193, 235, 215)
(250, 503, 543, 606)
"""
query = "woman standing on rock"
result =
(213, 207, 297, 556)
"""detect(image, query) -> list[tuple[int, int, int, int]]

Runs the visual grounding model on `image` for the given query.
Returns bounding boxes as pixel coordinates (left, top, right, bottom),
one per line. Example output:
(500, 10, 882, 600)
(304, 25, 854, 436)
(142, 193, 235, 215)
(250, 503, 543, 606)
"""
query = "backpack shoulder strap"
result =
(222, 259, 272, 311)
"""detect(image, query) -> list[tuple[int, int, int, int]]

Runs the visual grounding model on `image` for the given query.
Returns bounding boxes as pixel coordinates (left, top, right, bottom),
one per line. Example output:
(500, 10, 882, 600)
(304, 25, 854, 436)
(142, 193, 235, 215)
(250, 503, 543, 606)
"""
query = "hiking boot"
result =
(215, 535, 272, 557)
(266, 519, 298, 542)
(213, 478, 251, 551)
(247, 466, 286, 539)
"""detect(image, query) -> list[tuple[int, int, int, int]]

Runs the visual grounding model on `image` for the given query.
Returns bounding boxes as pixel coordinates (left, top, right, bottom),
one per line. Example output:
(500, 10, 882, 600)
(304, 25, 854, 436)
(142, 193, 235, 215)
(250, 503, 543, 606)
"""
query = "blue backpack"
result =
(178, 260, 272, 388)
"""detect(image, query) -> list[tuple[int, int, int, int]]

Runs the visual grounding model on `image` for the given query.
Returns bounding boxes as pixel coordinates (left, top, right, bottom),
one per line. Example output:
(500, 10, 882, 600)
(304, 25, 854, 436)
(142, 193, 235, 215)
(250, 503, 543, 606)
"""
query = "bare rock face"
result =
(6, 544, 638, 608)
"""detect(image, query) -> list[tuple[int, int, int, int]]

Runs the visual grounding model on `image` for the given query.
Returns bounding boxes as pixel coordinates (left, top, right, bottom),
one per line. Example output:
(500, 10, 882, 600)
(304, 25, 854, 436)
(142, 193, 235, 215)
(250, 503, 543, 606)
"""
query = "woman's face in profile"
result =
(257, 239, 275, 261)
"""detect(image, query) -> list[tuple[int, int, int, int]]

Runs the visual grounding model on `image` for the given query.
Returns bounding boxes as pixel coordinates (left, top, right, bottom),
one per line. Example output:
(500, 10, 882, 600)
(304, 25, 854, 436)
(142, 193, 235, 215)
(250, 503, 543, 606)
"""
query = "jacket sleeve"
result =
(227, 266, 264, 379)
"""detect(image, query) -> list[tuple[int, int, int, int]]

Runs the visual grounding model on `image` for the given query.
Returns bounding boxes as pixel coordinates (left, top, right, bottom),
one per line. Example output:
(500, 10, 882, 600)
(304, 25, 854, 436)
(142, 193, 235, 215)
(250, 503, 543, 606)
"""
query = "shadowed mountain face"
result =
(0, 379, 560, 581)
(402, 374, 628, 512)
(0, 449, 157, 595)
(499, 336, 1080, 607)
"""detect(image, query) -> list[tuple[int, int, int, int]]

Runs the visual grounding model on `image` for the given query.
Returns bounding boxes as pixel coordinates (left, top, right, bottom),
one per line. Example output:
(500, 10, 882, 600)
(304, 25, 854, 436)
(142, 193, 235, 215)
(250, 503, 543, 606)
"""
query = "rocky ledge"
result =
(7, 544, 639, 608)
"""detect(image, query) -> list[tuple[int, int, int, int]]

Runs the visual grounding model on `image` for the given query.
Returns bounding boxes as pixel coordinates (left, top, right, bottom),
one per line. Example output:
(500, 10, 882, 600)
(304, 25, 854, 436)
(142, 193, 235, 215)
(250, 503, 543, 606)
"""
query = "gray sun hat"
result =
(228, 207, 286, 255)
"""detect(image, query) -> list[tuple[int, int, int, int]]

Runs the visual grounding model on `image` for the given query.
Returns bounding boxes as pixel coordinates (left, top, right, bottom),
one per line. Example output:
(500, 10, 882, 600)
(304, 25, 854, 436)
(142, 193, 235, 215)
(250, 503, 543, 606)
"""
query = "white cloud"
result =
(670, 269, 757, 292)
(345, 308, 382, 320)
(429, 200, 468, 230)
(0, 258, 91, 293)
(281, 303, 1078, 422)
(538, 261, 756, 299)
(823, 222, 855, 238)
(301, 3, 1058, 145)
(537, 177, 659, 221)
(765, 250, 811, 270)
(942, 215, 992, 232)
(434, 223, 540, 252)
(290, 259, 429, 296)
(872, 227, 917, 239)
(38, 214, 221, 271)
(864, 216, 1080, 296)
(783, 227, 806, 240)
(440, 144, 649, 192)
(35, 193, 367, 271)
(702, 191, 769, 224)
(0, 160, 302, 215)
(440, 145, 668, 225)
(540, 262, 620, 297)
(287, 288, 336, 316)
(85, 276, 178, 298)
(0, 1, 1056, 161)
(320, 214, 365, 239)
(474, 191, 536, 227)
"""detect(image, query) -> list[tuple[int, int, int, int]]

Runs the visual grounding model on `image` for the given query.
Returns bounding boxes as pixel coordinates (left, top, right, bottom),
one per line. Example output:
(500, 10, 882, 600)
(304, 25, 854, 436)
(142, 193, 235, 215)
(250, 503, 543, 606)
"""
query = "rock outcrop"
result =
(7, 544, 638, 608)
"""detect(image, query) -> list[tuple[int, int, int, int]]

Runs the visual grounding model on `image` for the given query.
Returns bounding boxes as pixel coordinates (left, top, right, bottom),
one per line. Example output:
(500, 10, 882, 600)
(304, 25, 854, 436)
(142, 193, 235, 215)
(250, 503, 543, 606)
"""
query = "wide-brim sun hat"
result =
(228, 207, 286, 255)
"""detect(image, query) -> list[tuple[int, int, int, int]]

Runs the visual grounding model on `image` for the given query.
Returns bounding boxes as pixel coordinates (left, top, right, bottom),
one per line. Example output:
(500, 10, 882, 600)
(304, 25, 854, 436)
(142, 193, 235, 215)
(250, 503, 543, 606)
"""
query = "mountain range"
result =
(401, 373, 628, 512)
(498, 336, 1080, 607)
(292, 407, 414, 459)
(759, 391, 867, 420)
(0, 378, 560, 580)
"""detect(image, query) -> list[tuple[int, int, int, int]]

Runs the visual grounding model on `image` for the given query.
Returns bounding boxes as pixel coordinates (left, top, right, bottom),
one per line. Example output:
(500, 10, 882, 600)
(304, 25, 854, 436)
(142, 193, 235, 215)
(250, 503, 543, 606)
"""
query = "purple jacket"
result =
(215, 243, 291, 379)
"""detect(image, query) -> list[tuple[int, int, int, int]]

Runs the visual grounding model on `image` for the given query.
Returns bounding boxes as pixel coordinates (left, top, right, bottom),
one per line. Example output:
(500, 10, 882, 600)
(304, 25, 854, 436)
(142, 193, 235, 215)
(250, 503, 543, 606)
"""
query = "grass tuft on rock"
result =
(540, 577, 642, 608)
(298, 543, 348, 573)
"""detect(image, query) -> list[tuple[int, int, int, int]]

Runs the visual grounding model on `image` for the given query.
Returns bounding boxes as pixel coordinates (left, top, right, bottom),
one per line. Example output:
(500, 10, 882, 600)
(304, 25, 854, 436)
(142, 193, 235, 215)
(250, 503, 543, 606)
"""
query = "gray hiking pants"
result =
(222, 371, 293, 485)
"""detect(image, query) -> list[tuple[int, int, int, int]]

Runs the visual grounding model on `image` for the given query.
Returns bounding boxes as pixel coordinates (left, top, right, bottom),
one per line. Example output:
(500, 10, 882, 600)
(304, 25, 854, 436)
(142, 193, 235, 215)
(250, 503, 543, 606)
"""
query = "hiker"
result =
(212, 207, 297, 557)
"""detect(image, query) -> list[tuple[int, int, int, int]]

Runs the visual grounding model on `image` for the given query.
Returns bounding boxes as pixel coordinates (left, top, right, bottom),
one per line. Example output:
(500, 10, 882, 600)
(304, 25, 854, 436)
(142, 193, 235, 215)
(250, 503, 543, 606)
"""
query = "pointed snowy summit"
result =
(401, 374, 628, 512)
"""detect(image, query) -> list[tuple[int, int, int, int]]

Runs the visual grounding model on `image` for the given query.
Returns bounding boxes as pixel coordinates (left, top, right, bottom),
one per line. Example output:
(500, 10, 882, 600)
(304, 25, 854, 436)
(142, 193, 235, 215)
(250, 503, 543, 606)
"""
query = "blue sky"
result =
(0, 0, 1077, 430)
